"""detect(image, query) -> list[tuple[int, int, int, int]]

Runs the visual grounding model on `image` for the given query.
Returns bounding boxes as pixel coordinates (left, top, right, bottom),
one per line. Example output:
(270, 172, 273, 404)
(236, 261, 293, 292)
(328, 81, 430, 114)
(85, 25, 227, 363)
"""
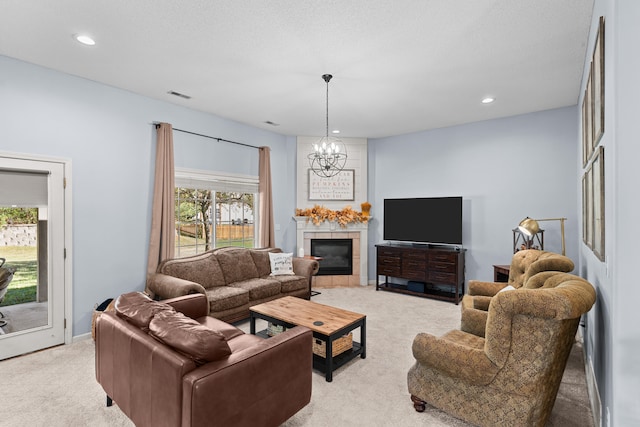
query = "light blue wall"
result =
(368, 106, 578, 284)
(579, 1, 640, 425)
(0, 55, 297, 336)
(612, 2, 640, 424)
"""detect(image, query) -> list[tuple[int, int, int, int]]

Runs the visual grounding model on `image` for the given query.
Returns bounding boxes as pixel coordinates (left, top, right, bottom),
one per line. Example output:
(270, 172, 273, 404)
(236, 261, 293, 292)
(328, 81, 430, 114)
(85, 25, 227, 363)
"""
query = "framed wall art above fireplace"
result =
(308, 169, 354, 201)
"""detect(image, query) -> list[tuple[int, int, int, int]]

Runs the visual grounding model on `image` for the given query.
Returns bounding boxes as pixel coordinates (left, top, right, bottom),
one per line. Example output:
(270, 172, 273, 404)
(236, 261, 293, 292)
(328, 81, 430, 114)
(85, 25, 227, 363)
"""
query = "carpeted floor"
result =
(0, 285, 594, 426)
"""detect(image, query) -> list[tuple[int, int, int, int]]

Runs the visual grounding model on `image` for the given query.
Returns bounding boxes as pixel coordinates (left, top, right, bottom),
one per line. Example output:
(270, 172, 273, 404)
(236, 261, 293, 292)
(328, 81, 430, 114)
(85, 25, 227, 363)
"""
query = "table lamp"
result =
(518, 217, 567, 256)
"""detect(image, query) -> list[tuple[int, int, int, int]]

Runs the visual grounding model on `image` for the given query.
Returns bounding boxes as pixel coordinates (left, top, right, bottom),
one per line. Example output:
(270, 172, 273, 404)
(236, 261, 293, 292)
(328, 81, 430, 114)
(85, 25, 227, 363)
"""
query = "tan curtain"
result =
(146, 123, 176, 288)
(259, 146, 275, 248)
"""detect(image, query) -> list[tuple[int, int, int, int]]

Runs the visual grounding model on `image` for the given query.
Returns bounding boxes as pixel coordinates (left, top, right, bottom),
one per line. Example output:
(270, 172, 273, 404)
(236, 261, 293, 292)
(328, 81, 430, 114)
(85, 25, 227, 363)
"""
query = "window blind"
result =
(175, 168, 259, 194)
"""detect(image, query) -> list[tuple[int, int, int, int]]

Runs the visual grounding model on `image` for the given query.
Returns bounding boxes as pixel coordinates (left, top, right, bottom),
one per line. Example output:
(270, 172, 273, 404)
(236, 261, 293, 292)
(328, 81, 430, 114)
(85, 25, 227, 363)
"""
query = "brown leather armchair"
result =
(408, 272, 596, 427)
(461, 249, 574, 337)
(95, 292, 312, 427)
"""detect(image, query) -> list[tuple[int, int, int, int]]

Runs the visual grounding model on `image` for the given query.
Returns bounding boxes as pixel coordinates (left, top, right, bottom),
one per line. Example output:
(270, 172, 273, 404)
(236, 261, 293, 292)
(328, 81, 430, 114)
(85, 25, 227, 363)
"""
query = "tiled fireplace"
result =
(295, 216, 368, 287)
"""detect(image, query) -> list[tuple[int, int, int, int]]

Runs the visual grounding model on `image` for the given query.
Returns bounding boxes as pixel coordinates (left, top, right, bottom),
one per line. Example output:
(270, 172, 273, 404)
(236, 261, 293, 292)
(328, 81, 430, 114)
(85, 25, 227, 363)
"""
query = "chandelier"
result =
(308, 74, 348, 178)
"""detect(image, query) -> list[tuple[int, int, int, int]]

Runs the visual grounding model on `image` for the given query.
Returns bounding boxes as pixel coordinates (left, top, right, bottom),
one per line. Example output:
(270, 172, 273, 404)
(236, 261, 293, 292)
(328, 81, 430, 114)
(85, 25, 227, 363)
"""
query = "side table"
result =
(493, 265, 510, 283)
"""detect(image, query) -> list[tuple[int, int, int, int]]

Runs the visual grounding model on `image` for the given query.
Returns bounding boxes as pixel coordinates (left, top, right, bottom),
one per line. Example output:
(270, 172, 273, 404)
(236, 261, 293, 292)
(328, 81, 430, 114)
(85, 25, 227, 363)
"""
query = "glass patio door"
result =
(0, 156, 66, 360)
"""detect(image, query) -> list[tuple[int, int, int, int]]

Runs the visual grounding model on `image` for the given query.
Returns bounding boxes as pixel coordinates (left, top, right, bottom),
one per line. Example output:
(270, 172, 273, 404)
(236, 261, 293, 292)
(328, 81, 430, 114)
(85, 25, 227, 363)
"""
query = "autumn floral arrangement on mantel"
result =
(295, 203, 371, 228)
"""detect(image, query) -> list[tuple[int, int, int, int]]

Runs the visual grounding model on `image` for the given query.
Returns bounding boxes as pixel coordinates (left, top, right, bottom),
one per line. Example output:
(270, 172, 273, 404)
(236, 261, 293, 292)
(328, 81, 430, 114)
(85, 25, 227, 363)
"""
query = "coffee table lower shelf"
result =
(313, 341, 363, 374)
(256, 329, 364, 372)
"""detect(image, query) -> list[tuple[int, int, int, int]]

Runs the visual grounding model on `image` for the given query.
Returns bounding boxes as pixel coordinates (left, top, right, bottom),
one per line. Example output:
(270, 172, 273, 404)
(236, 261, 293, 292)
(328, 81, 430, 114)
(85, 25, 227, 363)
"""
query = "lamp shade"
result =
(518, 217, 540, 237)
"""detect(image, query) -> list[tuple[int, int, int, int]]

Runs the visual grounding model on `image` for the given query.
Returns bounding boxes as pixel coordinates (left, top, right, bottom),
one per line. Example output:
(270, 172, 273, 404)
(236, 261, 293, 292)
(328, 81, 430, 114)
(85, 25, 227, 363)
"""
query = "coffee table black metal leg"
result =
(326, 338, 333, 382)
(250, 313, 256, 335)
(361, 318, 366, 359)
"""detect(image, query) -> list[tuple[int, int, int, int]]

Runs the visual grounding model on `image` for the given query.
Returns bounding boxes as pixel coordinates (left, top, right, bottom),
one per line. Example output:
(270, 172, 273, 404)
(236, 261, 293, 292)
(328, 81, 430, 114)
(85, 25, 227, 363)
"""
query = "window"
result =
(174, 169, 258, 257)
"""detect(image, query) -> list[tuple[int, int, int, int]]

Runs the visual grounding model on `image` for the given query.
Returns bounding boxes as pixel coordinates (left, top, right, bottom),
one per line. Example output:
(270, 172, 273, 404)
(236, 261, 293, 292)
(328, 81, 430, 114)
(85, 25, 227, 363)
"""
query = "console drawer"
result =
(403, 269, 426, 281)
(378, 255, 400, 276)
(403, 259, 426, 270)
(378, 247, 401, 257)
(378, 265, 401, 276)
(378, 256, 400, 267)
(429, 271, 456, 284)
(430, 262, 455, 273)
(404, 251, 427, 261)
(429, 252, 457, 263)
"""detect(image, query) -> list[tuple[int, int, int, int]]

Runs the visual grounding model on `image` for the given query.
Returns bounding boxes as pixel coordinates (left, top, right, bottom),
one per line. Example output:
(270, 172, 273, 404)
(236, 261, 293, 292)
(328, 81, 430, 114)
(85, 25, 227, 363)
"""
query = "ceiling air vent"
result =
(167, 90, 191, 99)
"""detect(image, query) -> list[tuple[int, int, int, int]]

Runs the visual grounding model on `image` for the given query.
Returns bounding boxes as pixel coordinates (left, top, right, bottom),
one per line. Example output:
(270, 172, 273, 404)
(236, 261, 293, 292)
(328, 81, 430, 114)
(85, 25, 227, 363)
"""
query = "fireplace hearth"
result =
(311, 238, 353, 276)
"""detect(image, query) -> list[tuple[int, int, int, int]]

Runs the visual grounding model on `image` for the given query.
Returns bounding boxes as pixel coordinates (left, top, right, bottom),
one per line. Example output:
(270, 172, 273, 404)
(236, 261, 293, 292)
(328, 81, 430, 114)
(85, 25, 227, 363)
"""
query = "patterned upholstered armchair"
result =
(408, 272, 596, 427)
(461, 250, 574, 337)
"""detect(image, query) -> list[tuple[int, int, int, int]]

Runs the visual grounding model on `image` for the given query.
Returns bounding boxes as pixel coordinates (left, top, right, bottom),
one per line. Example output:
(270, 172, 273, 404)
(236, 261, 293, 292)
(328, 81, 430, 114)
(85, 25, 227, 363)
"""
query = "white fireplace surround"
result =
(294, 216, 368, 286)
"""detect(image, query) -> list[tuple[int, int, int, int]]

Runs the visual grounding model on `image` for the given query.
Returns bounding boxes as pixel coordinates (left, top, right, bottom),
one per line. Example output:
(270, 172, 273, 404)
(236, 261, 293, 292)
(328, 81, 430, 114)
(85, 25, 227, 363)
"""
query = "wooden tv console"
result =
(375, 244, 466, 304)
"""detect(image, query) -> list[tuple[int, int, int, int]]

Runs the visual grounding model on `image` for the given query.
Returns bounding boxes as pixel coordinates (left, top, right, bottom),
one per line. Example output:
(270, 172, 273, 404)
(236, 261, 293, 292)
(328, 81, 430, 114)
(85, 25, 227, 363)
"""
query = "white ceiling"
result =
(0, 0, 593, 138)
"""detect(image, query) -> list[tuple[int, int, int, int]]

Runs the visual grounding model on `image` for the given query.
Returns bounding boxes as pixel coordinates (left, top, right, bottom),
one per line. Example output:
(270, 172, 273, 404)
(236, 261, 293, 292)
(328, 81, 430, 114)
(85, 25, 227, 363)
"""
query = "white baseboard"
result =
(585, 356, 602, 427)
(72, 332, 92, 343)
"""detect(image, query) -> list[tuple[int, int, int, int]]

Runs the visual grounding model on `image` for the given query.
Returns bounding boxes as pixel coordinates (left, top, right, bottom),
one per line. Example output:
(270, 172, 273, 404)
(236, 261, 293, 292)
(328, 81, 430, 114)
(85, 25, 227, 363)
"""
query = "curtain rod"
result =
(154, 123, 259, 150)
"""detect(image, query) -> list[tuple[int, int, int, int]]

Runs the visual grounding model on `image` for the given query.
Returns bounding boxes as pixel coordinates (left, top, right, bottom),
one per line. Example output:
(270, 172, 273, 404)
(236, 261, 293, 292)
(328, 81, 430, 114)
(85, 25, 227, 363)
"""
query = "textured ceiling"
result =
(0, 0, 593, 138)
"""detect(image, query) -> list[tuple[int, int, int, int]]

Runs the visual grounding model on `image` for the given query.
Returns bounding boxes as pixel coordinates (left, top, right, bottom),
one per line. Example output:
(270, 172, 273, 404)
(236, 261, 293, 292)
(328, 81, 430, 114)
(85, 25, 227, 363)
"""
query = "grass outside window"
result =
(175, 234, 253, 258)
(0, 246, 37, 307)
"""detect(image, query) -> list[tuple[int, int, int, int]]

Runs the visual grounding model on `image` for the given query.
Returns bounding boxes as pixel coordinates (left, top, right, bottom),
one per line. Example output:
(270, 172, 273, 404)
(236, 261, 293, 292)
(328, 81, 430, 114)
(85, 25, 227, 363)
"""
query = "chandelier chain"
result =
(325, 77, 329, 138)
(308, 73, 347, 178)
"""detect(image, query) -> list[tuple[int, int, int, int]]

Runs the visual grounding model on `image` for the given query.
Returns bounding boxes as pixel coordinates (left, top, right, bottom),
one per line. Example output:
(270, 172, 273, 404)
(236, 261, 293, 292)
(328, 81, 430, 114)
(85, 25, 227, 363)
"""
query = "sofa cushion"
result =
(217, 249, 260, 284)
(250, 248, 281, 277)
(159, 251, 226, 289)
(115, 292, 174, 329)
(231, 278, 281, 300)
(205, 286, 250, 312)
(270, 275, 308, 293)
(149, 310, 231, 364)
(198, 316, 245, 341)
(250, 250, 271, 277)
(225, 333, 264, 353)
(269, 252, 295, 276)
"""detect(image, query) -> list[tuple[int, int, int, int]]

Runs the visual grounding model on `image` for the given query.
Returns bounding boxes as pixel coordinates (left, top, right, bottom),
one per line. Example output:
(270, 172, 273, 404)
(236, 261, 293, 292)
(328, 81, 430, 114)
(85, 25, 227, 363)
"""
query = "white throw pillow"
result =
(269, 252, 295, 276)
(498, 285, 516, 293)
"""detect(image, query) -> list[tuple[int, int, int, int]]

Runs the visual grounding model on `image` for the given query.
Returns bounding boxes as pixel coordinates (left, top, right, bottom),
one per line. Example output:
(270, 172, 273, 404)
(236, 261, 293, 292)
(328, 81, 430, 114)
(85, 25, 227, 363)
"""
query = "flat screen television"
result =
(383, 197, 463, 245)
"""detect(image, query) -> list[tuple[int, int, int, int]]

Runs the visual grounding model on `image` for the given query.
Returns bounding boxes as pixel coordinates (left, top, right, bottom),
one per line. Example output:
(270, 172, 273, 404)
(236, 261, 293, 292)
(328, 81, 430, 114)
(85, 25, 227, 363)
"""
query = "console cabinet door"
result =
(428, 252, 457, 284)
(377, 247, 401, 276)
(402, 251, 427, 281)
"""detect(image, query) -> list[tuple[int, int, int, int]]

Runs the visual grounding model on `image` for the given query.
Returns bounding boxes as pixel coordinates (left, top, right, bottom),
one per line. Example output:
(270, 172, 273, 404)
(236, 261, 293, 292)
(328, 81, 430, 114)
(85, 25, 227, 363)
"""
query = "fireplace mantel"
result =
(294, 216, 369, 286)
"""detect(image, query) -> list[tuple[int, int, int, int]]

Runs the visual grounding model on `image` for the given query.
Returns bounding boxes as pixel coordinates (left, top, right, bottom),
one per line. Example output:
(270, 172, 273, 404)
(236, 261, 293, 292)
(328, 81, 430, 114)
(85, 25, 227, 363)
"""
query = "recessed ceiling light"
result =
(481, 97, 495, 104)
(332, 129, 340, 134)
(74, 34, 96, 46)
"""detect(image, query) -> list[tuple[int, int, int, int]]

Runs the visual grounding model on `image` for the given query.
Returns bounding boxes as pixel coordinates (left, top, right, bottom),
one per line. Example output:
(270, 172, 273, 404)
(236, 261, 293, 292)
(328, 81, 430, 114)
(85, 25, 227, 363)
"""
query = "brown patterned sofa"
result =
(145, 247, 319, 323)
(96, 292, 312, 427)
(461, 249, 575, 337)
(408, 272, 596, 427)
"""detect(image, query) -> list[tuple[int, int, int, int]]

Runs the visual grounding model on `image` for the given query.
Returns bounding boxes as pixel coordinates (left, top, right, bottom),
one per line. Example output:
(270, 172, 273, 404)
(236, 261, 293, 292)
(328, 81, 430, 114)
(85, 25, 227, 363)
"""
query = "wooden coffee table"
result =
(250, 296, 366, 382)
